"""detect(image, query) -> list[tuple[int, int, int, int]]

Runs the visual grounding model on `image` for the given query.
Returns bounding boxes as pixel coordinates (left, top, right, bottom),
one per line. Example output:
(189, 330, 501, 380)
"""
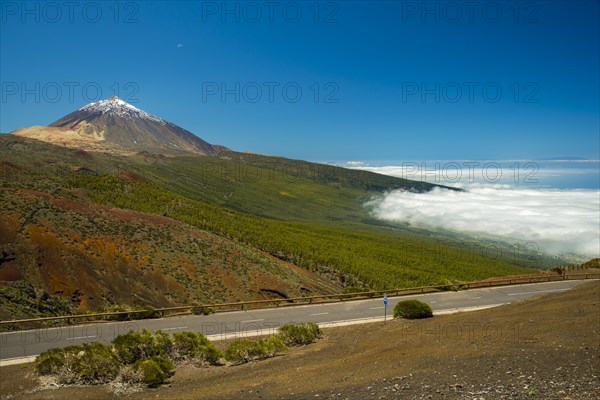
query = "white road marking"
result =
(67, 335, 97, 341)
(369, 306, 385, 310)
(508, 289, 568, 296)
(241, 319, 264, 323)
(161, 326, 188, 331)
(309, 312, 329, 316)
(469, 296, 482, 299)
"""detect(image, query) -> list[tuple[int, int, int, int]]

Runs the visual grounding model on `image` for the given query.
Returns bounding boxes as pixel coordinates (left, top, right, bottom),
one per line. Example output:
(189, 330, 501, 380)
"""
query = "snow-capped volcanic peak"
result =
(79, 96, 165, 124)
(20, 95, 218, 155)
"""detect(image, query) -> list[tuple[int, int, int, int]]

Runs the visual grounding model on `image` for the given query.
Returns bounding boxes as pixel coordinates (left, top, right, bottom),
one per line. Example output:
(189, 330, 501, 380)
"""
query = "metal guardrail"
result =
(1, 272, 598, 326)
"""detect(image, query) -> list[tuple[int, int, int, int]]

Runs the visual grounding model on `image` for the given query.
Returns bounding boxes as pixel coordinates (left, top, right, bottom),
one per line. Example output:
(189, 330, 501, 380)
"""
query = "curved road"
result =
(0, 279, 593, 365)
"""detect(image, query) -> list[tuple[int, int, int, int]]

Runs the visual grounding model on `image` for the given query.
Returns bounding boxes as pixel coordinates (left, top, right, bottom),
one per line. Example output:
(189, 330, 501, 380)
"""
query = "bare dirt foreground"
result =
(1, 281, 599, 400)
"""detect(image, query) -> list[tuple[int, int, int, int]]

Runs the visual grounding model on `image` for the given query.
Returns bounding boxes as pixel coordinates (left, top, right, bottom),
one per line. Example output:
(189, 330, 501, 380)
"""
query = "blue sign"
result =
(383, 294, 388, 305)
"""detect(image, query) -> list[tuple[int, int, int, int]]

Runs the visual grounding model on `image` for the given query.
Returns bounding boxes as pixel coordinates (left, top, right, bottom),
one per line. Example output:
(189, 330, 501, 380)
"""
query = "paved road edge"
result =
(0, 303, 505, 367)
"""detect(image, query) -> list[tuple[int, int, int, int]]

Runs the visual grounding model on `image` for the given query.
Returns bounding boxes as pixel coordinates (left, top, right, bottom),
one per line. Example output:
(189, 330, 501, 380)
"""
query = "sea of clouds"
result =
(353, 163, 600, 259)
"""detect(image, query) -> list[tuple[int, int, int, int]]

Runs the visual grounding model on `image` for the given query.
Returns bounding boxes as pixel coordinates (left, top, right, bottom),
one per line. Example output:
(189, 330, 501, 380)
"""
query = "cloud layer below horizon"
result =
(366, 185, 600, 259)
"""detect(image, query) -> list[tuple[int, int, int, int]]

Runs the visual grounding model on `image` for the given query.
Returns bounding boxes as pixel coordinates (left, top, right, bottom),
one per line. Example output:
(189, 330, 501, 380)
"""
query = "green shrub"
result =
(257, 335, 287, 357)
(116, 364, 143, 385)
(195, 343, 223, 366)
(224, 336, 287, 364)
(191, 304, 214, 315)
(36, 329, 223, 388)
(171, 331, 206, 357)
(171, 331, 222, 365)
(393, 299, 433, 319)
(98, 304, 132, 321)
(72, 343, 122, 384)
(133, 356, 173, 387)
(112, 329, 173, 364)
(437, 279, 467, 292)
(224, 340, 258, 364)
(35, 345, 83, 376)
(277, 322, 322, 346)
(191, 304, 203, 315)
(35, 343, 121, 384)
(139, 306, 162, 319)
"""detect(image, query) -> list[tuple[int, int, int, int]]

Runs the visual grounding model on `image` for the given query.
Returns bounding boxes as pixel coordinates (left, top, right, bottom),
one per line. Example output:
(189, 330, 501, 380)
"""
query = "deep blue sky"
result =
(1, 0, 599, 161)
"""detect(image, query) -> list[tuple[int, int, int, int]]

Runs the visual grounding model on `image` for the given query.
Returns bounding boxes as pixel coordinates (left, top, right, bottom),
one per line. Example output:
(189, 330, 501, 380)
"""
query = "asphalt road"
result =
(0, 279, 592, 363)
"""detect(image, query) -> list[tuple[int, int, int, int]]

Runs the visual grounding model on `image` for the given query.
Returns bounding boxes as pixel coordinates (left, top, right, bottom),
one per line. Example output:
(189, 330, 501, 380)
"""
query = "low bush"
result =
(194, 343, 223, 366)
(393, 299, 433, 319)
(170, 331, 222, 365)
(35, 345, 83, 376)
(112, 329, 173, 364)
(73, 343, 122, 384)
(34, 329, 226, 388)
(191, 305, 202, 315)
(139, 306, 162, 319)
(191, 304, 214, 316)
(438, 279, 467, 292)
(132, 356, 174, 387)
(224, 340, 259, 364)
(35, 343, 121, 384)
(277, 322, 322, 346)
(98, 304, 132, 321)
(115, 364, 143, 386)
(258, 336, 287, 358)
(171, 331, 205, 358)
(224, 336, 287, 364)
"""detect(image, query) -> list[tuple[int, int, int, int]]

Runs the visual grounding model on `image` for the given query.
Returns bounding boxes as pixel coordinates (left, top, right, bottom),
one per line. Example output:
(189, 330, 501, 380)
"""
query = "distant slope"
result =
(126, 151, 444, 223)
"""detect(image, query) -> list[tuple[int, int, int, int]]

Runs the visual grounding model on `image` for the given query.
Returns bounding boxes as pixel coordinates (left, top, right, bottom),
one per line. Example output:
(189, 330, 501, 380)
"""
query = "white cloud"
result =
(345, 161, 367, 167)
(177, 43, 184, 48)
(366, 185, 600, 259)
(351, 161, 599, 188)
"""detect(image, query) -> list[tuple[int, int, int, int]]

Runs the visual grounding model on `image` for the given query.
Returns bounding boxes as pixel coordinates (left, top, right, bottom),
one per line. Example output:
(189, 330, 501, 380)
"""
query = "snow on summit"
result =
(79, 96, 166, 124)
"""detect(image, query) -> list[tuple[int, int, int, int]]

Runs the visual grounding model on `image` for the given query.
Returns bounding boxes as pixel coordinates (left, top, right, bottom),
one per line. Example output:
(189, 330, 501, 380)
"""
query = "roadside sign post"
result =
(383, 294, 388, 324)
